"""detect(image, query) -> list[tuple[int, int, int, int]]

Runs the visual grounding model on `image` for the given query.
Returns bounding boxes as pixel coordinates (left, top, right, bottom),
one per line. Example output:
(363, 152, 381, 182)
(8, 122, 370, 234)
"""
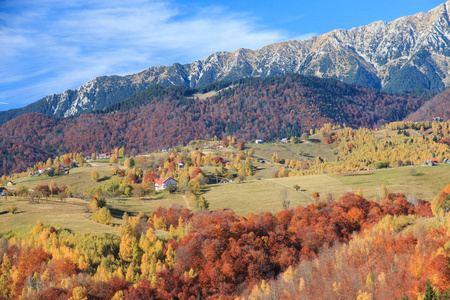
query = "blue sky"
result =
(0, 0, 444, 111)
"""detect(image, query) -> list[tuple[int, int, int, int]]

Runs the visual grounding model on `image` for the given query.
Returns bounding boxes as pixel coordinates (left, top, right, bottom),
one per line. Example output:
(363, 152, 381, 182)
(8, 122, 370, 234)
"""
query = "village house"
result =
(424, 158, 439, 166)
(154, 177, 178, 191)
(97, 152, 112, 159)
(6, 181, 14, 187)
(255, 139, 264, 144)
(38, 167, 46, 174)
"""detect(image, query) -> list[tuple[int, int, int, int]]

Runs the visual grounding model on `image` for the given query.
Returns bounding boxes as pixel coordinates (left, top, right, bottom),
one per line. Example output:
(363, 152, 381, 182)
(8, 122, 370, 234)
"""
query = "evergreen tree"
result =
(423, 280, 437, 300)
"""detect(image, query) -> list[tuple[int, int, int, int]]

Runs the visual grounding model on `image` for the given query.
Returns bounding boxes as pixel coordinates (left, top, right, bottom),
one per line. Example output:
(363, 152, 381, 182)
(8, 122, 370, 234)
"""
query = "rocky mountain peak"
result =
(2, 1, 450, 124)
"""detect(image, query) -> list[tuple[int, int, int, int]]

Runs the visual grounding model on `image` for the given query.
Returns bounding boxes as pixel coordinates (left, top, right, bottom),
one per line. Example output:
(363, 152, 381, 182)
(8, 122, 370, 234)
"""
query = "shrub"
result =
(375, 162, 390, 169)
(8, 205, 18, 214)
(92, 207, 113, 225)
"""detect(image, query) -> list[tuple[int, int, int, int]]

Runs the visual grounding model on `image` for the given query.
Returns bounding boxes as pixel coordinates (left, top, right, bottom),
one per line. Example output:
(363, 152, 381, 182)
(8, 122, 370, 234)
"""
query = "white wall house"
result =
(154, 177, 178, 191)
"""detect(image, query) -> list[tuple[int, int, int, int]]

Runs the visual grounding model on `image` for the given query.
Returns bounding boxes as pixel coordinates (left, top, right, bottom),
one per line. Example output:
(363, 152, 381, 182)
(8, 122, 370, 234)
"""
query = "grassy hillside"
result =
(203, 164, 450, 215)
(2, 160, 448, 232)
(247, 136, 336, 163)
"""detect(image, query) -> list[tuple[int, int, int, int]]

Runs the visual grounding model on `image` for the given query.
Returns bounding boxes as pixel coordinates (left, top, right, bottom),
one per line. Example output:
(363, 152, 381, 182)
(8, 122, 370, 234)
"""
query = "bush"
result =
(375, 162, 390, 169)
(9, 205, 18, 214)
(167, 184, 177, 194)
(92, 207, 113, 224)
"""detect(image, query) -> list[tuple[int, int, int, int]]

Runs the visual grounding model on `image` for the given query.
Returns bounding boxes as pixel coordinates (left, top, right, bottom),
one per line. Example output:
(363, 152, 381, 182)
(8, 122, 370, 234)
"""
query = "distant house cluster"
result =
(30, 165, 72, 177)
(255, 138, 291, 144)
(424, 158, 450, 166)
(212, 143, 224, 149)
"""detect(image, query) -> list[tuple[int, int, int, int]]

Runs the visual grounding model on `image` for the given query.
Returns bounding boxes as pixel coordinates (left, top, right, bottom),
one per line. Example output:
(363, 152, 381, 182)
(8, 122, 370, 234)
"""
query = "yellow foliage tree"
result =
(69, 287, 88, 300)
(125, 264, 135, 282)
(33, 221, 45, 234)
(91, 169, 99, 182)
(119, 235, 133, 262)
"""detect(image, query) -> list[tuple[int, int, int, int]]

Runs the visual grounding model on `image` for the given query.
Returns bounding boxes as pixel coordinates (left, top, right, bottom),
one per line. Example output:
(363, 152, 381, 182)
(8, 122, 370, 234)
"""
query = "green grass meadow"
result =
(2, 142, 450, 235)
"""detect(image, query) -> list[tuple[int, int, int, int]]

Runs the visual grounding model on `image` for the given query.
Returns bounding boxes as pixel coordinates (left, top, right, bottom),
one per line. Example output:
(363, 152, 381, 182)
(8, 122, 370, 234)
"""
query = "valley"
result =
(2, 124, 449, 231)
(2, 1, 450, 299)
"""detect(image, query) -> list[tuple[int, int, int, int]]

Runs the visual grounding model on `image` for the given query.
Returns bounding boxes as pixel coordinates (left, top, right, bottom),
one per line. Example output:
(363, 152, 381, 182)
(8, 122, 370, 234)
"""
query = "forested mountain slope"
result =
(406, 88, 450, 121)
(0, 74, 426, 174)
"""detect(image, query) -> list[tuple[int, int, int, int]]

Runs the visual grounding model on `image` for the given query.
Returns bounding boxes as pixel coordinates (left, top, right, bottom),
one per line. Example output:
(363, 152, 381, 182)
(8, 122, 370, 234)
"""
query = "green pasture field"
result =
(12, 163, 117, 191)
(247, 137, 336, 163)
(2, 142, 449, 235)
(0, 191, 186, 235)
(203, 164, 450, 216)
(0, 197, 117, 235)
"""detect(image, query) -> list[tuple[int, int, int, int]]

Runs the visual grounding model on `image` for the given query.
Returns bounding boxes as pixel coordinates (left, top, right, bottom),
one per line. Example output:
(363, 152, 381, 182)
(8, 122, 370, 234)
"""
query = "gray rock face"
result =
(5, 1, 450, 121)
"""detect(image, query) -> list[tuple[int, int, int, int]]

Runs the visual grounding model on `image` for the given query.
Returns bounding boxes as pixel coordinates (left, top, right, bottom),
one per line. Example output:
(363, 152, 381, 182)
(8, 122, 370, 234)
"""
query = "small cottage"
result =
(154, 177, 178, 191)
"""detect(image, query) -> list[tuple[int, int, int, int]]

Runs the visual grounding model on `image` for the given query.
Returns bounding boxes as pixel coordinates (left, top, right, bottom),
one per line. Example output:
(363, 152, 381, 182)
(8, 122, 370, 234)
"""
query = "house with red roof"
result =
(98, 152, 112, 159)
(154, 177, 178, 191)
(38, 167, 46, 174)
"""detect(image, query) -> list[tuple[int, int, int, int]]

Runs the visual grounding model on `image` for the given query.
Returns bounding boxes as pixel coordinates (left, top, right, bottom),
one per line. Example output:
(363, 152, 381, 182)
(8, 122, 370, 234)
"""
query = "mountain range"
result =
(2, 1, 450, 124)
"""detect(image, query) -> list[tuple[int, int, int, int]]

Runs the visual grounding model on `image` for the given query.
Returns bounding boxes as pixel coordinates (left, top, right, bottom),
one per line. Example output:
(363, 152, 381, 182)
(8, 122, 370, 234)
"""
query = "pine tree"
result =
(423, 280, 437, 300)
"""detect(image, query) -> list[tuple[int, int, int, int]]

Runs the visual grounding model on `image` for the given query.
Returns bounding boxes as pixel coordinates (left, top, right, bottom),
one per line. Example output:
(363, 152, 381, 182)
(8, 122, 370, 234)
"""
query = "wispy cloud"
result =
(0, 0, 311, 109)
(0, 102, 9, 105)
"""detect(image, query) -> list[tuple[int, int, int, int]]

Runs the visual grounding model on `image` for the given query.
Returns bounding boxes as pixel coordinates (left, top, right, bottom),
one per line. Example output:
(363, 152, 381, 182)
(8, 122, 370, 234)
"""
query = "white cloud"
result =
(0, 0, 309, 109)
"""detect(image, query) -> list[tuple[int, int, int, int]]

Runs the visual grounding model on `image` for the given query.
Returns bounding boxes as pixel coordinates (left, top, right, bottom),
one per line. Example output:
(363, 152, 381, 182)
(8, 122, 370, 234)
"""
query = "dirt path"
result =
(183, 194, 191, 210)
